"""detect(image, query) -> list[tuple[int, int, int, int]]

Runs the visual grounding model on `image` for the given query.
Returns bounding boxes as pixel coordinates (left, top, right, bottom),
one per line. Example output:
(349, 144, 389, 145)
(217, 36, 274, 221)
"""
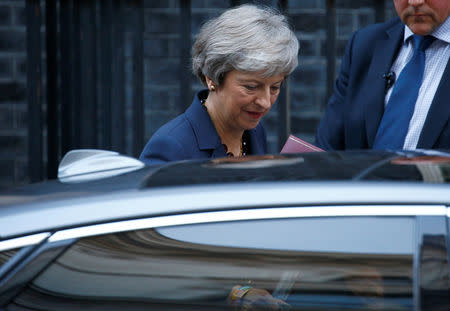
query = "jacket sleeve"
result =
(315, 31, 357, 150)
(139, 135, 187, 165)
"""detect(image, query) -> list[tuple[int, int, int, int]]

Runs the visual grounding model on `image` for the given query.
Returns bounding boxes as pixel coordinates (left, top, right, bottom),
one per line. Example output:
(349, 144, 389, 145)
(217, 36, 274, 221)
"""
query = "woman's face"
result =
(211, 70, 285, 132)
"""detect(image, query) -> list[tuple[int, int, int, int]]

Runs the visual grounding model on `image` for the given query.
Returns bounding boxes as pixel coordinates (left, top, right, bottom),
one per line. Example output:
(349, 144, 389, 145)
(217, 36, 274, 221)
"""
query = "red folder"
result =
(280, 134, 323, 153)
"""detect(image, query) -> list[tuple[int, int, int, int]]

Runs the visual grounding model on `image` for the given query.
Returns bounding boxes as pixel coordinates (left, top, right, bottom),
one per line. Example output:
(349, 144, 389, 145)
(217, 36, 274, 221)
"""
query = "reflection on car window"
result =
(158, 217, 415, 254)
(0, 249, 19, 269)
(11, 216, 415, 310)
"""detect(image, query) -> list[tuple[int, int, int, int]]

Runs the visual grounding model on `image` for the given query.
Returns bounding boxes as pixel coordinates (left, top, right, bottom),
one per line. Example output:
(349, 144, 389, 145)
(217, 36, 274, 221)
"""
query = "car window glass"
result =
(413, 216, 450, 310)
(157, 217, 415, 254)
(11, 216, 415, 311)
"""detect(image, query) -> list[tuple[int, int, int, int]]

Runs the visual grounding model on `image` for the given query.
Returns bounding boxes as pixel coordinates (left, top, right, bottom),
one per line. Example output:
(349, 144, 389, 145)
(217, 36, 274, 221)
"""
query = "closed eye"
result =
(244, 85, 258, 91)
(271, 86, 281, 94)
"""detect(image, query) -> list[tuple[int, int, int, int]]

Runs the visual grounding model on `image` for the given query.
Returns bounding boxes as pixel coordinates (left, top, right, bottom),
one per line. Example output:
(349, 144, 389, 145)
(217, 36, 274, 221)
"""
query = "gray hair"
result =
(192, 4, 299, 86)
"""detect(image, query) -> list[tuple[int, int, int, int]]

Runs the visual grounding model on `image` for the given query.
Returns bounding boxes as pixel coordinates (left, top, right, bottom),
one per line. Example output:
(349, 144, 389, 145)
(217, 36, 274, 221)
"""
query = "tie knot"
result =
(412, 35, 435, 51)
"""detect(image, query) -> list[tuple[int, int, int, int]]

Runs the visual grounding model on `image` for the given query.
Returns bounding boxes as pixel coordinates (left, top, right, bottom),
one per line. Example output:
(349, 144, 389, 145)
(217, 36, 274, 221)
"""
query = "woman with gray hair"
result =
(140, 4, 299, 165)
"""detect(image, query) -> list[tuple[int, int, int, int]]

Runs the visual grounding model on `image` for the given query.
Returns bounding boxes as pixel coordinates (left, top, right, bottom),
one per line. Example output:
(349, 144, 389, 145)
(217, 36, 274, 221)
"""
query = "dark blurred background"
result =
(0, 0, 396, 189)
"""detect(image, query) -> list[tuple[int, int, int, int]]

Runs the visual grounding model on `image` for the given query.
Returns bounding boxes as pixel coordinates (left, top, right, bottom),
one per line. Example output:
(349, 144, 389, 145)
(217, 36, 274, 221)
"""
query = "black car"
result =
(0, 150, 449, 310)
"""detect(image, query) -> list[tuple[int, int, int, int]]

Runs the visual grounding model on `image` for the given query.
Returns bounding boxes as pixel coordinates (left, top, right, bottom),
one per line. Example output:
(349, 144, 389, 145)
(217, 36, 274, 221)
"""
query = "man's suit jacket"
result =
(315, 17, 450, 150)
(139, 90, 267, 165)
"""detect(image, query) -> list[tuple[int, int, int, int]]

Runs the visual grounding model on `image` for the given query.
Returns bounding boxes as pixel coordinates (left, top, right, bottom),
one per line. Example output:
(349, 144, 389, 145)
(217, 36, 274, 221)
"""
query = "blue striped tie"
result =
(373, 35, 435, 150)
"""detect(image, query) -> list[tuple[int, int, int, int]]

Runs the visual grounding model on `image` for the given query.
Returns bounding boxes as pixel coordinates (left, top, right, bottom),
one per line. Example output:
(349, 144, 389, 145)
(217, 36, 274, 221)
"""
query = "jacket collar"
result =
(185, 90, 224, 154)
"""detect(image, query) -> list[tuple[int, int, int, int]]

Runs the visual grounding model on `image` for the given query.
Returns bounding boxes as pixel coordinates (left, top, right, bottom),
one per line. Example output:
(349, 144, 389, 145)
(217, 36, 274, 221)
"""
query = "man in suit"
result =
(316, 0, 449, 150)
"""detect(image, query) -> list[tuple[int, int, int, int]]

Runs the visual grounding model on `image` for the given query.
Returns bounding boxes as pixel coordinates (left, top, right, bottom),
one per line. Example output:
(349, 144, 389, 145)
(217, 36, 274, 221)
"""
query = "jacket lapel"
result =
(417, 60, 450, 148)
(365, 21, 404, 147)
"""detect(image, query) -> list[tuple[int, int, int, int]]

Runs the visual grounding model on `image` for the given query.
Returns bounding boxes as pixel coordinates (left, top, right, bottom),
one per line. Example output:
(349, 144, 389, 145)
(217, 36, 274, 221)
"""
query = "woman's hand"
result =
(228, 285, 290, 310)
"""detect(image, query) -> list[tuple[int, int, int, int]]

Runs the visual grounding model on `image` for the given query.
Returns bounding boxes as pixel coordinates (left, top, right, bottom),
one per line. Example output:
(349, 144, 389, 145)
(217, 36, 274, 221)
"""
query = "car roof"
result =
(142, 150, 450, 187)
(1, 150, 449, 207)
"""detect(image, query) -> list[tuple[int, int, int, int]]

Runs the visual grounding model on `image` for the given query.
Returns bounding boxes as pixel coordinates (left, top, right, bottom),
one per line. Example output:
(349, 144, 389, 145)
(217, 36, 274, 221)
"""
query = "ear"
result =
(205, 76, 216, 92)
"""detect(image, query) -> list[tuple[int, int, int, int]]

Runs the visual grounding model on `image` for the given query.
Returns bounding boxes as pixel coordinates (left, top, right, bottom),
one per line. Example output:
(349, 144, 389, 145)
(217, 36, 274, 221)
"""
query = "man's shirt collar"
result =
(404, 16, 450, 44)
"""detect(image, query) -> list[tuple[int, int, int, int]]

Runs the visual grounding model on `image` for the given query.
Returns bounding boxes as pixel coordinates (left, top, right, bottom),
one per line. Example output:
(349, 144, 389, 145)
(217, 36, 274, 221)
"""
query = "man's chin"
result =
(406, 16, 436, 35)
(408, 23, 435, 36)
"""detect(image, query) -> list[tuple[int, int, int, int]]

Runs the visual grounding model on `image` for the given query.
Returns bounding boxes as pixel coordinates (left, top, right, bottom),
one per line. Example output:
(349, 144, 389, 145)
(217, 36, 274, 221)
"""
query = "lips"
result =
(406, 9, 430, 18)
(246, 111, 263, 119)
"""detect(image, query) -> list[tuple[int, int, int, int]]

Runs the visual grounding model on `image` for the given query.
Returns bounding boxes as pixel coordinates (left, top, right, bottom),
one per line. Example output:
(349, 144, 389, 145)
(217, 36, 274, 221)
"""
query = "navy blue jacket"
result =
(139, 90, 267, 165)
(316, 17, 450, 150)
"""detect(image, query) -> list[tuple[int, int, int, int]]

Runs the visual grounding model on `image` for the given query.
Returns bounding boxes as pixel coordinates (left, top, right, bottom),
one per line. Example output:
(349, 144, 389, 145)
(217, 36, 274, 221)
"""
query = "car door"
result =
(0, 204, 449, 311)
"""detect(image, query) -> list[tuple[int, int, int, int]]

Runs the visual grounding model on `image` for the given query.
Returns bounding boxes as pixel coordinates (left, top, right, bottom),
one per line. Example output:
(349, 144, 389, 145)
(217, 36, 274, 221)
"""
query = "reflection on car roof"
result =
(142, 151, 450, 188)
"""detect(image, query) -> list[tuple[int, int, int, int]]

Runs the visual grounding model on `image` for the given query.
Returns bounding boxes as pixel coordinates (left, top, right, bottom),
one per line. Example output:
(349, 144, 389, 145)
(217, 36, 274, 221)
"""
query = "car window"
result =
(8, 215, 416, 310)
(158, 217, 415, 254)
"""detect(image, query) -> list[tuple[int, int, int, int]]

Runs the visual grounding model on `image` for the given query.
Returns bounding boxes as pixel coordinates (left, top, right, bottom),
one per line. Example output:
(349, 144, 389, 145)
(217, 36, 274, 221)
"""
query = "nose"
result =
(255, 88, 272, 110)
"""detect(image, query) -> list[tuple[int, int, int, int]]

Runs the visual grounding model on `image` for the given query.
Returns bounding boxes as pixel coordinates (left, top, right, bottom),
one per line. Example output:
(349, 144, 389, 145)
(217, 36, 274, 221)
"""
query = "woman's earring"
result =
(210, 85, 216, 92)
